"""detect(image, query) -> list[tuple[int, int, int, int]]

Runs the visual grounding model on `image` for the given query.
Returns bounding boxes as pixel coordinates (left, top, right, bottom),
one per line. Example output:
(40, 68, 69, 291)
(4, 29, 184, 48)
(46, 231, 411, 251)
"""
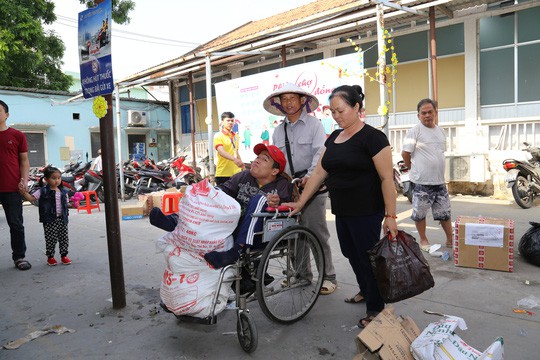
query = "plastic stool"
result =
(161, 192, 183, 215)
(77, 190, 101, 214)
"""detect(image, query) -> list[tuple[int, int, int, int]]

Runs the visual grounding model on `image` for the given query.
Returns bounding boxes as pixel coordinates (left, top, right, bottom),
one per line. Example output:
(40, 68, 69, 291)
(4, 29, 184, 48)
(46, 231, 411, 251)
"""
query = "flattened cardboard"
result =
(354, 305, 420, 360)
(453, 216, 514, 272)
(120, 203, 144, 216)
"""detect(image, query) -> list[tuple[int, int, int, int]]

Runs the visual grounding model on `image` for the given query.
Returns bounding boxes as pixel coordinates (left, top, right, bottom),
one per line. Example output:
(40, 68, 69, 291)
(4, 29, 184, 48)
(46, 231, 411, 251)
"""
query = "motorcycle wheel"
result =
(512, 175, 534, 209)
(403, 182, 413, 203)
(118, 184, 134, 200)
(96, 187, 106, 203)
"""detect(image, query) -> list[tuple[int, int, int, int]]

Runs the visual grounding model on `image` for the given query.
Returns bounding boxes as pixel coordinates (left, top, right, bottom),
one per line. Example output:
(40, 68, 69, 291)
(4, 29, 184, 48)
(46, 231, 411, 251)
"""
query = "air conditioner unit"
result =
(446, 156, 470, 182)
(445, 154, 487, 182)
(127, 110, 147, 126)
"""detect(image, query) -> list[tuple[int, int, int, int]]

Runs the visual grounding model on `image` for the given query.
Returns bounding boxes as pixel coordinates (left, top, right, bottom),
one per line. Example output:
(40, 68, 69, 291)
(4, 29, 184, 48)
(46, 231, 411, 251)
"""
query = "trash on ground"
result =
(3, 325, 75, 350)
(411, 311, 503, 360)
(513, 308, 535, 316)
(517, 295, 540, 309)
(354, 305, 420, 360)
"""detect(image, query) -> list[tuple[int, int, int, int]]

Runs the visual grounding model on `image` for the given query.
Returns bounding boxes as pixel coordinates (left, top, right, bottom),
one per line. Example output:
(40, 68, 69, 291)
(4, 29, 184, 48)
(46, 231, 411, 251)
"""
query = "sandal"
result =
(358, 315, 377, 329)
(344, 292, 365, 304)
(445, 241, 453, 248)
(420, 244, 431, 252)
(14, 259, 32, 271)
(319, 280, 337, 295)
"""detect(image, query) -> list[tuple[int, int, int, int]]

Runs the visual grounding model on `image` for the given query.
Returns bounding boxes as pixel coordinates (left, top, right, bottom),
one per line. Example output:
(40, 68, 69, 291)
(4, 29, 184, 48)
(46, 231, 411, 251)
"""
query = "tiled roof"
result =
(117, 0, 512, 86)
(192, 0, 367, 53)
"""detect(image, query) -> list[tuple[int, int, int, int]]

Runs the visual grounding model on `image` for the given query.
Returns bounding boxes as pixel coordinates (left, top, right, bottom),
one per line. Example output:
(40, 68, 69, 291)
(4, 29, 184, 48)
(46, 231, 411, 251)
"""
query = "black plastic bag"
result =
(519, 221, 540, 267)
(368, 230, 435, 303)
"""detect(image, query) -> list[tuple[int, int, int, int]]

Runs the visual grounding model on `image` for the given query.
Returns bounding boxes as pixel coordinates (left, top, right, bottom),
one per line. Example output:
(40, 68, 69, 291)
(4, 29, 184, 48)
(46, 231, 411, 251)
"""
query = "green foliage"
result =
(0, 0, 73, 90)
(0, 0, 134, 92)
(80, 0, 135, 24)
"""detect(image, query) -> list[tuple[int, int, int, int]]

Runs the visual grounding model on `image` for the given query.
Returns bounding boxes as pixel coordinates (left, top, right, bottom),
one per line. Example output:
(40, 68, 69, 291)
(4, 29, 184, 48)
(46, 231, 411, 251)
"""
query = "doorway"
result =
(24, 132, 46, 167)
(127, 134, 146, 160)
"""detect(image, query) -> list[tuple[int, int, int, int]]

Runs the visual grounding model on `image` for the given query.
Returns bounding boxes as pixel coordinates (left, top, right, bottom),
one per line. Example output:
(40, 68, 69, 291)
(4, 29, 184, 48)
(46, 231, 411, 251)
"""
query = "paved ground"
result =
(1, 194, 539, 359)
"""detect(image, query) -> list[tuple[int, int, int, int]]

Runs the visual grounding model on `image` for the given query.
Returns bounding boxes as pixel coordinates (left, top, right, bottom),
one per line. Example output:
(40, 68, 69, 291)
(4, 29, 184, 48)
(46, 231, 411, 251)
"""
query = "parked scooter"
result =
(170, 155, 203, 188)
(502, 142, 540, 209)
(394, 160, 413, 203)
(134, 167, 174, 195)
(84, 169, 105, 202)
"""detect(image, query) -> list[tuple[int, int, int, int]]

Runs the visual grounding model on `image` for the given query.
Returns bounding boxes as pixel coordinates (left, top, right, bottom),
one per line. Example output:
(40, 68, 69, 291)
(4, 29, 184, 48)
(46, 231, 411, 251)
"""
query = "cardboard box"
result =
(354, 305, 420, 360)
(138, 194, 152, 216)
(453, 216, 514, 272)
(121, 203, 144, 220)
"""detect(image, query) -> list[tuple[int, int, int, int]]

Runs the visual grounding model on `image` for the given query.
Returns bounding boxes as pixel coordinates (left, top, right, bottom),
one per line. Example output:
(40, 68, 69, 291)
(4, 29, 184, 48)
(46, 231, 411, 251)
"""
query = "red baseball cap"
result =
(253, 143, 286, 173)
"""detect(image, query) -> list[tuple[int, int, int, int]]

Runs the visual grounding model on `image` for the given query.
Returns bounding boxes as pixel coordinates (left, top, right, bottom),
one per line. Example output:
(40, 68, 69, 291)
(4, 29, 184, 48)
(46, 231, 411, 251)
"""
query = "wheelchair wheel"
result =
(255, 225, 324, 324)
(237, 311, 258, 353)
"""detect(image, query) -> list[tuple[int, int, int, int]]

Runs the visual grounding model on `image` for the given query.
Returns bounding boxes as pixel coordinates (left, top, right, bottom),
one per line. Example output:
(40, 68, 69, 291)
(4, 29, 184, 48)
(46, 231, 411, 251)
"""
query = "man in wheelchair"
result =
(205, 143, 291, 268)
(150, 143, 292, 268)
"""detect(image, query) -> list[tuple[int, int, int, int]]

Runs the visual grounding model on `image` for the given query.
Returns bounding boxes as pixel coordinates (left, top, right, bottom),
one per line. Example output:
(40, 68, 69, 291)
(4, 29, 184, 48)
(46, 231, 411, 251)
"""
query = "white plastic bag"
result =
(411, 315, 504, 360)
(517, 295, 540, 309)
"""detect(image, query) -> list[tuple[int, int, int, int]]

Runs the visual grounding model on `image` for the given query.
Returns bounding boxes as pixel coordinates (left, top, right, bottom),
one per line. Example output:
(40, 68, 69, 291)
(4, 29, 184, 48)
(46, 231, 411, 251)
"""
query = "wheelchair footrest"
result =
(175, 314, 217, 325)
(160, 301, 218, 325)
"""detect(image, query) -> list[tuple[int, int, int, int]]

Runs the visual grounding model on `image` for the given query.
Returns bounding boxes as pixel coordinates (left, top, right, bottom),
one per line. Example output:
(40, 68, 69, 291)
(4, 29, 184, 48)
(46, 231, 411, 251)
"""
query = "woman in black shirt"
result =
(283, 85, 397, 328)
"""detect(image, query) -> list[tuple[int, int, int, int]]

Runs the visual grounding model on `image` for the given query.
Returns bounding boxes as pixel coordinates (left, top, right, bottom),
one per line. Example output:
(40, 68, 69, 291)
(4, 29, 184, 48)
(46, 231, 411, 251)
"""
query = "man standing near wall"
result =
(401, 98, 453, 251)
(264, 83, 338, 295)
(0, 100, 31, 270)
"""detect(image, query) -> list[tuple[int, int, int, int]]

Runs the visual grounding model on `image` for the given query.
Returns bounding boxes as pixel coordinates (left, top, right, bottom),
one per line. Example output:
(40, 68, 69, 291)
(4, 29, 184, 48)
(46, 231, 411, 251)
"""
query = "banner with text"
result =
(214, 53, 364, 132)
(78, 0, 114, 99)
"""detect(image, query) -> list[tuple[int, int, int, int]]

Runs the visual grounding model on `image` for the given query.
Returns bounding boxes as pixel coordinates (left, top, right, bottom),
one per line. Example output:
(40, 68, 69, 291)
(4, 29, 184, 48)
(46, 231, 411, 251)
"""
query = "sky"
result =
(48, 0, 315, 81)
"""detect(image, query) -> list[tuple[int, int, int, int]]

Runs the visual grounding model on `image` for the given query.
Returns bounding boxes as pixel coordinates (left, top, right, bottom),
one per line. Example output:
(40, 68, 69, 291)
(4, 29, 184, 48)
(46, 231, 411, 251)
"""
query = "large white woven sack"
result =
(159, 179, 241, 253)
(159, 244, 234, 318)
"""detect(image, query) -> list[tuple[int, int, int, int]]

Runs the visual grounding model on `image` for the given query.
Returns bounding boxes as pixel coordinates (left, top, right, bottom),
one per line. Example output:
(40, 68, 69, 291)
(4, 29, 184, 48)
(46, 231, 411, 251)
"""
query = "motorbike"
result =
(394, 160, 413, 203)
(502, 142, 540, 209)
(84, 169, 105, 202)
(170, 155, 203, 188)
(134, 166, 175, 195)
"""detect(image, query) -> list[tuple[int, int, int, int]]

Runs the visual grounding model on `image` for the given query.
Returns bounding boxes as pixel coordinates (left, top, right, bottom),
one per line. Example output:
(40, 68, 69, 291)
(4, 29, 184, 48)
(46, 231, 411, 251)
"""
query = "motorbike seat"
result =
(139, 169, 171, 177)
(62, 175, 76, 182)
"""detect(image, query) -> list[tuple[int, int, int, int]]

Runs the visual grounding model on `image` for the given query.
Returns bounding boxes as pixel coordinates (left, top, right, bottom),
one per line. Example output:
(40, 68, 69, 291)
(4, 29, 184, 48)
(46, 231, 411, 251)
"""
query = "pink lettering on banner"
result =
(295, 74, 314, 90)
(240, 86, 258, 93)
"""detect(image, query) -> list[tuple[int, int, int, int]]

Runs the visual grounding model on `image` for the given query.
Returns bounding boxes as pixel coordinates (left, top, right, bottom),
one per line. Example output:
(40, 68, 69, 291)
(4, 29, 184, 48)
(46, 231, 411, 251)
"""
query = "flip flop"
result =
(420, 244, 431, 252)
(320, 280, 337, 295)
(344, 292, 365, 304)
(358, 315, 377, 329)
(14, 259, 32, 271)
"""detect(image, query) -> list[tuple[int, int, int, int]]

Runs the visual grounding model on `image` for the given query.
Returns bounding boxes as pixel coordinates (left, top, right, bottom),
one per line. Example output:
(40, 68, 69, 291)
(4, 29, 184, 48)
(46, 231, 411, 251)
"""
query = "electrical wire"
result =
(52, 15, 200, 48)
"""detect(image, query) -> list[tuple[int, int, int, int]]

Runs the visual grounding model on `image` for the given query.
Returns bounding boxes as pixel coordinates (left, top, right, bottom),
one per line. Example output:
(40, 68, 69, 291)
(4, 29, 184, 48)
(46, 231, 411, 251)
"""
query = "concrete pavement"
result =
(1, 194, 539, 359)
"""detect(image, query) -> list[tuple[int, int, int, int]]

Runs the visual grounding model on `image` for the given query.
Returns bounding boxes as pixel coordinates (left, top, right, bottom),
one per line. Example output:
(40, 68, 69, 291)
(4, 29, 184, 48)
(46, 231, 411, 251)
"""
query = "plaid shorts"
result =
(411, 183, 451, 222)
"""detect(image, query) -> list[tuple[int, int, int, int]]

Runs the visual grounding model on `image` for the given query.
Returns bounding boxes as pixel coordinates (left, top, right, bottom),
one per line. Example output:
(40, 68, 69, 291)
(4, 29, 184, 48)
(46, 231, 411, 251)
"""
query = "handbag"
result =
(284, 122, 328, 195)
(368, 230, 435, 303)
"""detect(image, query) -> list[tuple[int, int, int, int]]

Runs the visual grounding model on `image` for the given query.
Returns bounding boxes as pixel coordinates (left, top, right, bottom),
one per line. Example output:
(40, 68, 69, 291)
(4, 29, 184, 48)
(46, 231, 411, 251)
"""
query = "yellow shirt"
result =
(214, 130, 241, 177)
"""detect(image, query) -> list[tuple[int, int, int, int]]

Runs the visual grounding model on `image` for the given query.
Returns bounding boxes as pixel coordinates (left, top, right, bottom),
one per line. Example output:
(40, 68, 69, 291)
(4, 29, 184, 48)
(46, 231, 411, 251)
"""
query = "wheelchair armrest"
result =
(265, 205, 292, 212)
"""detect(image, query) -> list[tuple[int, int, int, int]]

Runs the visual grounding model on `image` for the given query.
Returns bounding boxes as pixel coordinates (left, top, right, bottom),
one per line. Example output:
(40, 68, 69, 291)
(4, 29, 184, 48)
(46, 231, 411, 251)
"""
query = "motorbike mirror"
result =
(86, 152, 89, 162)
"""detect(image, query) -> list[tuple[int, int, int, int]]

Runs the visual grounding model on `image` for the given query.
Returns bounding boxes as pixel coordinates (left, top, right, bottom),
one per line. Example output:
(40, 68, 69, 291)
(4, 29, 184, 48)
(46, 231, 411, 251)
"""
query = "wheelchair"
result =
(160, 206, 325, 353)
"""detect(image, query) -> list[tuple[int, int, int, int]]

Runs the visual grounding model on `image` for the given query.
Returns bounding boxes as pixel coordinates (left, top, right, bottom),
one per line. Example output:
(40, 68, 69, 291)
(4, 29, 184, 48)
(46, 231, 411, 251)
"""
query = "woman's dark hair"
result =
(43, 166, 61, 179)
(328, 85, 365, 109)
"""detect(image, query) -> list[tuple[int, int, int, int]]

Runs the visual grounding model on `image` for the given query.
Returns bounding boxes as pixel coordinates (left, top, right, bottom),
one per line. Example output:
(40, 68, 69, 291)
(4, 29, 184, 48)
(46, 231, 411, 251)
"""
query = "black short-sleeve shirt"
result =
(322, 124, 389, 216)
